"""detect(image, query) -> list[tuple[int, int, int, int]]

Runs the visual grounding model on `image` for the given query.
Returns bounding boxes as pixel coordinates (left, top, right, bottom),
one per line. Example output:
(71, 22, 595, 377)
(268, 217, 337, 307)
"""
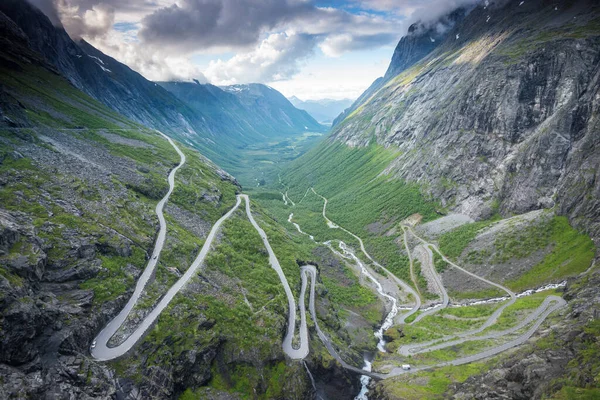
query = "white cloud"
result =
(29, 0, 481, 98)
(86, 26, 207, 82)
(57, 2, 115, 39)
(204, 32, 315, 85)
(269, 47, 391, 101)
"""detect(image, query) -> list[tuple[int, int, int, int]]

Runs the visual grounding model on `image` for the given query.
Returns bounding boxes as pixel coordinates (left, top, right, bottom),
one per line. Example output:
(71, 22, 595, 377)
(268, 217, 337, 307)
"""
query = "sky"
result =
(29, 0, 478, 100)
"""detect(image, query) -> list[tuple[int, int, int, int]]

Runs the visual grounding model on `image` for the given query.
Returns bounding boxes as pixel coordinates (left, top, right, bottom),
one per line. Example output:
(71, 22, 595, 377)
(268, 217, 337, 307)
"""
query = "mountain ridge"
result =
(289, 96, 354, 125)
(329, 0, 600, 241)
(0, 0, 324, 177)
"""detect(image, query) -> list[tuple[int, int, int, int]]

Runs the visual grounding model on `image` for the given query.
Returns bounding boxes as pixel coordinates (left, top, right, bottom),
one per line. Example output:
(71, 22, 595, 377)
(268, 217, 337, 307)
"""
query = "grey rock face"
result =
(331, 0, 600, 240)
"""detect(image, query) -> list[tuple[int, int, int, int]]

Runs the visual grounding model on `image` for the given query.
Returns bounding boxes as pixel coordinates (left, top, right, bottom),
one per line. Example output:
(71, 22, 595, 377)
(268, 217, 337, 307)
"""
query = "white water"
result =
(354, 359, 372, 400)
(288, 213, 314, 241)
(338, 241, 399, 352)
(452, 281, 567, 308)
(303, 361, 321, 399)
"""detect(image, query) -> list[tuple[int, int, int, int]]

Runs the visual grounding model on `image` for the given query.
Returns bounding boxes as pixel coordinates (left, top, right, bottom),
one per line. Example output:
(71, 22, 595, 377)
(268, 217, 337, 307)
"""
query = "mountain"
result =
(0, 0, 324, 178)
(158, 81, 325, 143)
(331, 7, 469, 128)
(0, 0, 207, 138)
(2, 0, 600, 398)
(279, 0, 600, 397)
(0, 5, 355, 399)
(330, 0, 600, 239)
(289, 96, 354, 125)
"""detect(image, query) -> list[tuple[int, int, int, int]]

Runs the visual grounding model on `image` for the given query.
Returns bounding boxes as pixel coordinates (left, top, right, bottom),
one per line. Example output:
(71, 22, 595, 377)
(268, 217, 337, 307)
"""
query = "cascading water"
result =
(338, 242, 399, 352)
(336, 241, 399, 399)
(354, 359, 372, 400)
(303, 361, 321, 399)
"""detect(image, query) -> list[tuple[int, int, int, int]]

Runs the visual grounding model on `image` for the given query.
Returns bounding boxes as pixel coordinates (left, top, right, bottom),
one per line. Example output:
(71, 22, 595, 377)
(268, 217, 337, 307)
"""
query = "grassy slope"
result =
(0, 60, 315, 397)
(276, 141, 440, 282)
(438, 214, 595, 292)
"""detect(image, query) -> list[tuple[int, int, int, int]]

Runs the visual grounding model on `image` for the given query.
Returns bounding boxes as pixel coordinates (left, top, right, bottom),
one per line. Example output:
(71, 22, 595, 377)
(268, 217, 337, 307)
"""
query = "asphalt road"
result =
(241, 194, 308, 359)
(283, 187, 567, 380)
(310, 188, 422, 323)
(91, 131, 193, 361)
(92, 157, 569, 376)
(411, 244, 450, 323)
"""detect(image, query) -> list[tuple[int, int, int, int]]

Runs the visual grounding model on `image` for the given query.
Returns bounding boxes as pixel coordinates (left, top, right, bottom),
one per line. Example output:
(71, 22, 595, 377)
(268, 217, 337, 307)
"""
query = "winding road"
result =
(410, 244, 449, 323)
(282, 186, 567, 381)
(91, 132, 246, 361)
(91, 133, 312, 361)
(91, 133, 568, 389)
(310, 188, 421, 323)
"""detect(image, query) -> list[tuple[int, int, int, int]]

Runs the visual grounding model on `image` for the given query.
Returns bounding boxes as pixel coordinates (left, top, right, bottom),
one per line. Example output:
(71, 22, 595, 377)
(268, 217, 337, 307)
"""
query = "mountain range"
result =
(281, 0, 600, 397)
(288, 96, 354, 125)
(0, 0, 324, 176)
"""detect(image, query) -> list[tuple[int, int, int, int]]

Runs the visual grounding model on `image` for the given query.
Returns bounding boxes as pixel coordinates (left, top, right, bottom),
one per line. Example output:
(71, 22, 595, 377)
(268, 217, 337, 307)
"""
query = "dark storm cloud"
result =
(138, 0, 315, 51)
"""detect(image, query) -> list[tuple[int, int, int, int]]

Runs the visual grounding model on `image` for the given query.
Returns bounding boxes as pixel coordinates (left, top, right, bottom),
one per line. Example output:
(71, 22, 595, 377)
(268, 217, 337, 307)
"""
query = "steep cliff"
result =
(331, 0, 600, 242)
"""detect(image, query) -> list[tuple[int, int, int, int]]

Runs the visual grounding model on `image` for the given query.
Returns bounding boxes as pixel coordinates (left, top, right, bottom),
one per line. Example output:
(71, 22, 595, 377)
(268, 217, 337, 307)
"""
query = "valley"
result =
(1, 0, 599, 399)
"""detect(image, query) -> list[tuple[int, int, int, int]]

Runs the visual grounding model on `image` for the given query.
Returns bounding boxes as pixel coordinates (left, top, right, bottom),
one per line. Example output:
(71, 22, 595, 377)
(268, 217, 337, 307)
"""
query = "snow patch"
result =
(88, 55, 105, 65)
(98, 64, 112, 73)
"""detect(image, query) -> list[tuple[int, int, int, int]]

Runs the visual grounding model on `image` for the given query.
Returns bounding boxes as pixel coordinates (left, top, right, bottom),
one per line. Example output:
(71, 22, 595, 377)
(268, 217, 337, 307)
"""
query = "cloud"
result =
(139, 0, 315, 52)
(131, 0, 407, 82)
(85, 25, 208, 82)
(204, 32, 316, 85)
(319, 32, 397, 57)
(57, 1, 115, 39)
(138, 0, 403, 53)
(26, 0, 482, 89)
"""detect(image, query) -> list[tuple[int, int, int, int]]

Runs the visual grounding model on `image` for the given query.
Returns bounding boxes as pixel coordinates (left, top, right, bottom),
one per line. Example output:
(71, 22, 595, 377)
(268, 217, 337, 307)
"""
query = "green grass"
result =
(484, 290, 556, 332)
(0, 64, 136, 129)
(376, 362, 489, 399)
(321, 275, 377, 307)
(438, 220, 497, 260)
(438, 303, 497, 319)
(505, 217, 595, 291)
(275, 141, 441, 283)
(432, 250, 449, 273)
(438, 214, 594, 292)
(80, 247, 147, 303)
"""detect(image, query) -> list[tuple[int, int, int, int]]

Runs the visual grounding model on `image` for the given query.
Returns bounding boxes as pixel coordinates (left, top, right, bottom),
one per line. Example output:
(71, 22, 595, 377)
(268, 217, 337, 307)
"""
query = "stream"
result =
(335, 241, 399, 400)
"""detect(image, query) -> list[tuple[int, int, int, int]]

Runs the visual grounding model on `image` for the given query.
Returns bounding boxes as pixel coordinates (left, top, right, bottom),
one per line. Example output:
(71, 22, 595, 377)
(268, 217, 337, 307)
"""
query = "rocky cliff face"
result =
(332, 8, 468, 128)
(0, 6, 357, 398)
(331, 0, 600, 242)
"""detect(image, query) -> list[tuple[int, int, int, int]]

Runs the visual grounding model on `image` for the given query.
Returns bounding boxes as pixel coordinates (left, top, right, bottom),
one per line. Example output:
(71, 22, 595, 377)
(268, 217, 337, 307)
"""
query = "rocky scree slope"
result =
(331, 0, 600, 243)
(0, 27, 243, 394)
